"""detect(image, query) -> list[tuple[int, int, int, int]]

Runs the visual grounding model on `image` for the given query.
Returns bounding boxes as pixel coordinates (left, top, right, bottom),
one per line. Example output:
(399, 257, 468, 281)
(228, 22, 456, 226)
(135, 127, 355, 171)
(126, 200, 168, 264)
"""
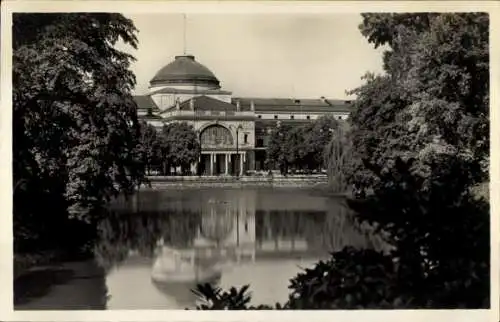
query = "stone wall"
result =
(141, 175, 328, 190)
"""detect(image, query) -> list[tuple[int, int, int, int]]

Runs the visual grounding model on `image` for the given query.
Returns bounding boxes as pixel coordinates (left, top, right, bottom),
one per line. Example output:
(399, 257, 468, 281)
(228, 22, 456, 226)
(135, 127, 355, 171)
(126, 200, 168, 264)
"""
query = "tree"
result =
(344, 13, 489, 308)
(325, 122, 352, 193)
(266, 123, 295, 174)
(283, 125, 307, 172)
(306, 115, 341, 171)
(266, 117, 340, 174)
(138, 121, 162, 175)
(13, 13, 145, 252)
(160, 122, 200, 175)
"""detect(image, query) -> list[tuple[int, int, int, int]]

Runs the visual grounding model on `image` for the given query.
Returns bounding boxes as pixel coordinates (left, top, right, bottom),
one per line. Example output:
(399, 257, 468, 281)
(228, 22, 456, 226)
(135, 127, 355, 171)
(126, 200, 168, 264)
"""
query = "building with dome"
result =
(135, 54, 353, 176)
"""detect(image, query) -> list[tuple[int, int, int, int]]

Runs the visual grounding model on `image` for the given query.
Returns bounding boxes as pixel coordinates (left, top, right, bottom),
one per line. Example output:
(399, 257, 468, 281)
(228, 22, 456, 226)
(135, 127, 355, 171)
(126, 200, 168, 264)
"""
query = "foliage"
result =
(307, 116, 342, 168)
(192, 284, 252, 310)
(160, 122, 200, 174)
(345, 12, 490, 308)
(138, 121, 163, 174)
(285, 247, 407, 309)
(13, 13, 144, 252)
(192, 284, 282, 310)
(136, 121, 201, 176)
(265, 123, 291, 173)
(325, 122, 352, 193)
(266, 116, 341, 174)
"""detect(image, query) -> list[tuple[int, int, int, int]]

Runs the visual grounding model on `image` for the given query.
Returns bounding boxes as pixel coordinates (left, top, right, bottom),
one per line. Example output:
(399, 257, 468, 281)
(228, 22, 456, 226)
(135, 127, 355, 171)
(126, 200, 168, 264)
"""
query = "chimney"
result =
(189, 98, 194, 110)
(250, 100, 255, 111)
(320, 96, 326, 103)
(294, 99, 301, 105)
(236, 100, 241, 111)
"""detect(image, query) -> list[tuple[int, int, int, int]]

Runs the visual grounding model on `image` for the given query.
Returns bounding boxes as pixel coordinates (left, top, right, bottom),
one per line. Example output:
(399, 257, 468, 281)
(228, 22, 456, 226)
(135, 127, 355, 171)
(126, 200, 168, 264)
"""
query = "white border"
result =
(1, 1, 499, 322)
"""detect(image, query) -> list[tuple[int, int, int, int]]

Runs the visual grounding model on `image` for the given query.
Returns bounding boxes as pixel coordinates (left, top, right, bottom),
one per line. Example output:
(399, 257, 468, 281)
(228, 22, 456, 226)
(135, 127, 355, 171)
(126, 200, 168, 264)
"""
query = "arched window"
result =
(200, 125, 234, 147)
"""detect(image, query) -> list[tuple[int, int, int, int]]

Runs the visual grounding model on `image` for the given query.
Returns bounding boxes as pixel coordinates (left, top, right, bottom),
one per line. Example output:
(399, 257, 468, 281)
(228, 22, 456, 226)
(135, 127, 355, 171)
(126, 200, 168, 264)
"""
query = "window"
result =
(290, 115, 294, 119)
(147, 108, 153, 116)
(200, 125, 234, 146)
(244, 134, 248, 144)
(274, 115, 278, 119)
(258, 115, 262, 119)
(306, 115, 310, 120)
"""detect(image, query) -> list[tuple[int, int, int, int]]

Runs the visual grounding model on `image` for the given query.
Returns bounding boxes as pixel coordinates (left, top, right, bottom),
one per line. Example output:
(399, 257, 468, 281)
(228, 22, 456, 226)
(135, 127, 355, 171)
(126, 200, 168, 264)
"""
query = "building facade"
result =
(135, 54, 353, 176)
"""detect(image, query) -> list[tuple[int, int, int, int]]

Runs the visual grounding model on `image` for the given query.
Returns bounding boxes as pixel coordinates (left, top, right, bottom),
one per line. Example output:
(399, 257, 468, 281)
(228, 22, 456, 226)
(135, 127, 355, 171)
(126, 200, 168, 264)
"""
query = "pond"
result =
(93, 187, 383, 309)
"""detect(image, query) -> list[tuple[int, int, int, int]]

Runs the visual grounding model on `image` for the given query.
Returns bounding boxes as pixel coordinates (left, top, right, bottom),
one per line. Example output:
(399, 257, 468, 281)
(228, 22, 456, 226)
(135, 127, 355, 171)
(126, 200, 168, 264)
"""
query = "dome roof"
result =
(150, 55, 220, 88)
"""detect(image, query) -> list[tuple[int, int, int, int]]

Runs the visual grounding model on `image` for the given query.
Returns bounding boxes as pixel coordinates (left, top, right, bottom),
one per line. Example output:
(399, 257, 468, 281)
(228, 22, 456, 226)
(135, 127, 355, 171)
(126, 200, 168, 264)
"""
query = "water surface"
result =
(96, 187, 381, 309)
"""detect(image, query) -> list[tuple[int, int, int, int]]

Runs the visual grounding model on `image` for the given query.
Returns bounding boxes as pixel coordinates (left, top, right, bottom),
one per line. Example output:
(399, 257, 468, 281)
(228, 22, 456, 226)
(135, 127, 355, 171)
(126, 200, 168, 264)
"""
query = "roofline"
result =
(254, 105, 354, 114)
(149, 88, 232, 96)
(163, 115, 256, 121)
(232, 96, 354, 102)
(149, 78, 221, 88)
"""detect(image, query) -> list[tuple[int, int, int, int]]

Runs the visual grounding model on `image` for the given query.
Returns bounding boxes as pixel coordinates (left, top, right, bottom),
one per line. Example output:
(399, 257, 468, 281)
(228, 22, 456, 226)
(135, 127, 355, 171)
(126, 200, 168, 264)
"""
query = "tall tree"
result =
(345, 13, 490, 308)
(138, 121, 162, 175)
(306, 115, 341, 170)
(160, 122, 200, 175)
(13, 13, 145, 250)
(325, 121, 351, 193)
(266, 123, 293, 174)
(267, 117, 341, 173)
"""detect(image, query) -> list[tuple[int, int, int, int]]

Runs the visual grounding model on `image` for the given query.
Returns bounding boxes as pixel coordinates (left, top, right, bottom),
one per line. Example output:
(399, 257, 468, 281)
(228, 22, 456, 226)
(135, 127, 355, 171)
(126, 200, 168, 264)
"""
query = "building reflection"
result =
(180, 189, 314, 265)
(97, 189, 381, 309)
(98, 190, 345, 271)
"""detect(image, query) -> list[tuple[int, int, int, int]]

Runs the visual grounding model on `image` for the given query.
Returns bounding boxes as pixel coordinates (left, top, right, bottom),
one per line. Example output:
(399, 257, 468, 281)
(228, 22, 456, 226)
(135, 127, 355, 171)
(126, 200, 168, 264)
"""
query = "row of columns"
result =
(207, 152, 245, 176)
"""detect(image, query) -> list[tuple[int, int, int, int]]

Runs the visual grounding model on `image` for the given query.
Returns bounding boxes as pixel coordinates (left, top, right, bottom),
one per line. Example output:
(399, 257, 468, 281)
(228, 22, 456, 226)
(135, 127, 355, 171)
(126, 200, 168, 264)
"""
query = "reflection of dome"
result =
(150, 55, 220, 89)
(200, 204, 234, 242)
(151, 254, 221, 284)
(151, 246, 222, 308)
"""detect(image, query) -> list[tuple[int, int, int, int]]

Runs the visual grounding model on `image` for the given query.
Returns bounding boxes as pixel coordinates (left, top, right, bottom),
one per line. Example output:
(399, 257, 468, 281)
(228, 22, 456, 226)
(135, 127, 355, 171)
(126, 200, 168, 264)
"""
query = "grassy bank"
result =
(14, 259, 107, 310)
(14, 251, 60, 279)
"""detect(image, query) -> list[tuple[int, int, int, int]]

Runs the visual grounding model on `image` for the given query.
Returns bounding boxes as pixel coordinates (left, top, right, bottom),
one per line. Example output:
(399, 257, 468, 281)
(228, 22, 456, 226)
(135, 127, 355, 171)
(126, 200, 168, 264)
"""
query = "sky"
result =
(120, 14, 386, 100)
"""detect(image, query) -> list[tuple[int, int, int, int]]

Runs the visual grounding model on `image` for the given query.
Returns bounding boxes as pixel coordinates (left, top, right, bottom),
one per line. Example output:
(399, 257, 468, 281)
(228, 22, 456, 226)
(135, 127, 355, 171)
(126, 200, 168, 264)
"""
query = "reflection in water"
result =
(200, 200, 234, 245)
(95, 188, 384, 309)
(151, 245, 222, 309)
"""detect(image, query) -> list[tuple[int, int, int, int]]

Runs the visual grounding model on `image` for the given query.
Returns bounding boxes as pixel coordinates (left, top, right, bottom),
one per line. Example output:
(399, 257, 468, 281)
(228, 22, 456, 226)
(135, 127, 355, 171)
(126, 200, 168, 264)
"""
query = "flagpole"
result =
(183, 13, 187, 55)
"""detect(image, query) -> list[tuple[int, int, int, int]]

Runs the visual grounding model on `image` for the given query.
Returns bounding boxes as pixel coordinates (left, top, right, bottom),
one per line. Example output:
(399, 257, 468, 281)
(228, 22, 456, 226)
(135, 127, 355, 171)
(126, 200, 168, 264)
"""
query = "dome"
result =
(150, 55, 220, 89)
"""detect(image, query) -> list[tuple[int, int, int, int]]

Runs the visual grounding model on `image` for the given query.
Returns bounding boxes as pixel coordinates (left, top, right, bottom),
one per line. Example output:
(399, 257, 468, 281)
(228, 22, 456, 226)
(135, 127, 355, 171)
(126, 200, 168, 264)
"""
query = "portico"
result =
(199, 151, 246, 176)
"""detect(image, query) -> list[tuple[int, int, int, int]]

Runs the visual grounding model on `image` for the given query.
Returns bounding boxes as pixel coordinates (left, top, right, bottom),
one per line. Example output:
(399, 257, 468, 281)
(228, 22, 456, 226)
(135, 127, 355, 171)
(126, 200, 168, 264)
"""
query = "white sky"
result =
(121, 14, 386, 99)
